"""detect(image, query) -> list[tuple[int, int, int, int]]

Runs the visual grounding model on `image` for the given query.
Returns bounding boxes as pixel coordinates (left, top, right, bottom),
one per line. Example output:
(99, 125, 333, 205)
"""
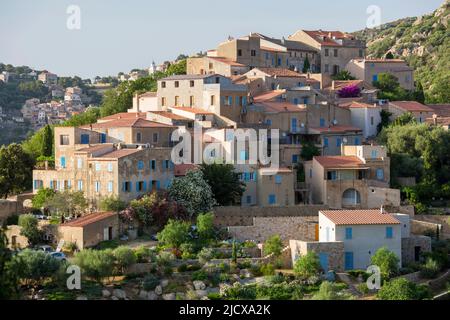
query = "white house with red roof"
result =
(340, 101, 382, 139)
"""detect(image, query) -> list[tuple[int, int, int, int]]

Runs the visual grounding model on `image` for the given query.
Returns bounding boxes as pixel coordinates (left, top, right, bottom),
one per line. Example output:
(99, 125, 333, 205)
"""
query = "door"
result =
(108, 227, 113, 240)
(103, 227, 109, 241)
(345, 252, 354, 270)
(414, 246, 421, 262)
(319, 253, 329, 272)
(325, 226, 330, 242)
(315, 224, 319, 241)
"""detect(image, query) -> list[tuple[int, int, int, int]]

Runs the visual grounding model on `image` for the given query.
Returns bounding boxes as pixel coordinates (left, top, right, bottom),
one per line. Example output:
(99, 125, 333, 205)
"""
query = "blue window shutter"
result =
(320, 118, 325, 127)
(101, 133, 106, 143)
(386, 227, 393, 239)
(80, 134, 89, 144)
(60, 157, 66, 168)
(246, 195, 252, 204)
(129, 182, 132, 192)
(324, 137, 329, 147)
(156, 180, 160, 190)
(292, 155, 298, 163)
(228, 96, 233, 106)
(345, 252, 354, 270)
(136, 182, 140, 191)
(143, 181, 147, 191)
(372, 74, 378, 82)
(122, 182, 125, 192)
(336, 138, 341, 147)
(355, 137, 360, 145)
(345, 228, 353, 240)
(33, 180, 37, 189)
(242, 96, 247, 106)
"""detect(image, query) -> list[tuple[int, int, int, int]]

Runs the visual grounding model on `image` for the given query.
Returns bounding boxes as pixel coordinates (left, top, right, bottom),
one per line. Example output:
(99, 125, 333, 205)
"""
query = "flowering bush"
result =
(337, 84, 361, 98)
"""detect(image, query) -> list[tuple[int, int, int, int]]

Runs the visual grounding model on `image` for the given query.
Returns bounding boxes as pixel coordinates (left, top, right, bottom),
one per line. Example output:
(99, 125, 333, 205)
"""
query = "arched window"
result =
(342, 188, 361, 206)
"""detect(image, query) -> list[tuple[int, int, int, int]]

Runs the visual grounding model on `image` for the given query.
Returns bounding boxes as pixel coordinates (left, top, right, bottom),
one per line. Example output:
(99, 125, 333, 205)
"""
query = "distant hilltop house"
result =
(38, 71, 58, 85)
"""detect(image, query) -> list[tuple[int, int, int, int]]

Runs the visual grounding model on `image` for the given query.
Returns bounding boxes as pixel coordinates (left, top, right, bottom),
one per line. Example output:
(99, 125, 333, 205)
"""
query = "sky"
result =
(0, 0, 444, 79)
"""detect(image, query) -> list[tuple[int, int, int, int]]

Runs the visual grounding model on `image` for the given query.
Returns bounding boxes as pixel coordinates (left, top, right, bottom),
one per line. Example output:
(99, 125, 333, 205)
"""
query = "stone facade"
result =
(401, 236, 432, 266)
(289, 239, 344, 272)
(227, 216, 318, 243)
(0, 199, 22, 225)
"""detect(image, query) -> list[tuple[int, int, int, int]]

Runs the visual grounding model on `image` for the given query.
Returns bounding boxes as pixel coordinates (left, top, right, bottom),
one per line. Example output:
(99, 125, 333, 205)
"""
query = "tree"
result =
(263, 235, 283, 257)
(11, 249, 61, 287)
(62, 107, 100, 127)
(196, 212, 215, 243)
(302, 56, 310, 73)
(18, 214, 42, 245)
(73, 249, 115, 283)
(200, 163, 245, 206)
(293, 252, 321, 279)
(99, 196, 127, 213)
(413, 81, 425, 104)
(157, 219, 191, 249)
(22, 125, 54, 159)
(371, 247, 399, 280)
(168, 170, 216, 217)
(331, 70, 356, 81)
(377, 109, 392, 134)
(45, 190, 88, 218)
(0, 144, 34, 198)
(0, 229, 19, 299)
(166, 59, 187, 75)
(31, 188, 56, 210)
(113, 246, 136, 274)
(377, 278, 430, 300)
(373, 73, 410, 101)
(301, 141, 320, 161)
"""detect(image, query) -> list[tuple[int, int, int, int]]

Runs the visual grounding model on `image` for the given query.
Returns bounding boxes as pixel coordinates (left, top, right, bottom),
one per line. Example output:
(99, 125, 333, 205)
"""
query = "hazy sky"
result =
(0, 0, 444, 79)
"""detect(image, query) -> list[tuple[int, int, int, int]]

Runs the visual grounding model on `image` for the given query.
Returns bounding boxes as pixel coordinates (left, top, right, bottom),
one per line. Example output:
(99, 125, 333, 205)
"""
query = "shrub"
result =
(219, 273, 231, 283)
(312, 281, 353, 300)
(293, 252, 321, 279)
(249, 264, 263, 277)
(179, 242, 195, 260)
(113, 246, 136, 274)
(163, 266, 173, 277)
(420, 258, 440, 279)
(377, 278, 430, 300)
(186, 264, 202, 272)
(73, 249, 115, 283)
(260, 263, 275, 276)
(142, 274, 160, 291)
(157, 251, 175, 267)
(192, 270, 208, 281)
(18, 214, 42, 245)
(134, 245, 152, 263)
(207, 292, 221, 300)
(197, 212, 215, 243)
(263, 235, 283, 257)
(221, 283, 257, 300)
(197, 247, 216, 264)
(348, 269, 369, 282)
(357, 283, 369, 295)
(63, 242, 78, 254)
(99, 196, 127, 212)
(371, 247, 400, 280)
(218, 262, 230, 273)
(177, 264, 188, 272)
(157, 219, 191, 249)
(242, 240, 257, 248)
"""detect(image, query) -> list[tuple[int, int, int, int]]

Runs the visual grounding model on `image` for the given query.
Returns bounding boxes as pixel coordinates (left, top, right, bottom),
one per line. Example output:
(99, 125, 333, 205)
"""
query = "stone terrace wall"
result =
(0, 199, 22, 225)
(214, 205, 328, 227)
(227, 216, 318, 243)
(401, 236, 432, 266)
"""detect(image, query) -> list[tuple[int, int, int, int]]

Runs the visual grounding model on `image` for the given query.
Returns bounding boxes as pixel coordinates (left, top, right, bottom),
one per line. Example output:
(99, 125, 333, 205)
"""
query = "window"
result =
(370, 116, 374, 126)
(95, 181, 101, 193)
(237, 49, 242, 56)
(136, 132, 142, 142)
(292, 155, 299, 164)
(60, 156, 66, 168)
(359, 49, 363, 58)
(60, 135, 70, 145)
(210, 95, 215, 106)
(371, 150, 378, 159)
(277, 58, 281, 66)
(95, 163, 101, 171)
(372, 74, 378, 82)
(242, 96, 247, 106)
(189, 96, 195, 106)
(77, 180, 83, 191)
(174, 96, 180, 105)
(376, 168, 384, 180)
(80, 134, 89, 144)
(152, 133, 159, 143)
(33, 180, 43, 190)
(107, 181, 113, 193)
(324, 48, 329, 57)
(291, 118, 298, 132)
(336, 137, 342, 147)
(150, 160, 156, 170)
(345, 227, 353, 240)
(161, 97, 166, 106)
(215, 77, 220, 84)
(161, 81, 166, 88)
(266, 119, 272, 126)
(122, 181, 131, 192)
(138, 160, 144, 170)
(327, 171, 337, 180)
(309, 169, 312, 178)
(240, 150, 248, 161)
(251, 50, 256, 56)
(265, 52, 269, 60)
(107, 162, 113, 172)
(333, 49, 338, 57)
(228, 96, 233, 106)
(324, 137, 329, 147)
(163, 160, 170, 170)
(268, 194, 276, 205)
(209, 63, 213, 69)
(190, 80, 195, 87)
(275, 175, 282, 184)
(386, 227, 393, 239)
(324, 64, 329, 73)
(249, 172, 256, 181)
(246, 195, 252, 204)
(320, 118, 325, 127)
(136, 181, 146, 192)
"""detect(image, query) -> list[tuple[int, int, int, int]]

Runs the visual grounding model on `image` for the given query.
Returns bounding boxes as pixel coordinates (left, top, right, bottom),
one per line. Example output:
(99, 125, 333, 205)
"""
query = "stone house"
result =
(388, 101, 435, 124)
(339, 101, 382, 140)
(187, 56, 249, 77)
(304, 145, 399, 209)
(345, 59, 414, 91)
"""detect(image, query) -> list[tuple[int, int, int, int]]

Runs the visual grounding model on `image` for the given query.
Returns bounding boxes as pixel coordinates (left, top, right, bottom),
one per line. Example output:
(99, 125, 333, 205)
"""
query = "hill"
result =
(353, 0, 450, 103)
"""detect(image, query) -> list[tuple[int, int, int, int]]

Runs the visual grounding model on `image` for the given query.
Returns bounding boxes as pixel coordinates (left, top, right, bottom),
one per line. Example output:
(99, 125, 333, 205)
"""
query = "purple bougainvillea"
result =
(337, 85, 361, 98)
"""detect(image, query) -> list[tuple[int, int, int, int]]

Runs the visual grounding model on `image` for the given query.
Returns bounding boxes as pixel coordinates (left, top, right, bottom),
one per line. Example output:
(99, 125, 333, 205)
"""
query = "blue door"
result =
(80, 134, 89, 144)
(101, 133, 106, 143)
(345, 252, 354, 270)
(291, 118, 297, 132)
(319, 253, 329, 272)
(372, 74, 378, 82)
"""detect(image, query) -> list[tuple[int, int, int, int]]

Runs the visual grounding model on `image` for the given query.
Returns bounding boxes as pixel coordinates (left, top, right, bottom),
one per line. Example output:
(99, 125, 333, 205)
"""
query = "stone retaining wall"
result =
(401, 236, 432, 266)
(227, 216, 318, 243)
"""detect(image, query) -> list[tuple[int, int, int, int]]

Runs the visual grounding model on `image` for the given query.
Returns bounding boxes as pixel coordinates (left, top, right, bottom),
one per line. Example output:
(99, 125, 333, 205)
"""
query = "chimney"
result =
(328, 32, 332, 38)
(380, 205, 384, 214)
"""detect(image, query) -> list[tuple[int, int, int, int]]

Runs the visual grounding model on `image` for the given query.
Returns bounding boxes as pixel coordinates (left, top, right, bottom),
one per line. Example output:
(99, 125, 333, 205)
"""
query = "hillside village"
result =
(1, 2, 450, 302)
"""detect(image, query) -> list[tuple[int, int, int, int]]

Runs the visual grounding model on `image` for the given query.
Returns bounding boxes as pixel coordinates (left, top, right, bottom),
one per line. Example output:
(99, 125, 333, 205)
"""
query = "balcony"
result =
(34, 160, 55, 170)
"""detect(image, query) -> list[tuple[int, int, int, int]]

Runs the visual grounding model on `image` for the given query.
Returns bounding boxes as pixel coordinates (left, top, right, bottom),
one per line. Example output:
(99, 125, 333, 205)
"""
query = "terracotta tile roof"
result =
(174, 164, 198, 176)
(364, 58, 408, 63)
(208, 57, 246, 67)
(340, 101, 379, 109)
(253, 90, 285, 103)
(98, 112, 147, 121)
(61, 212, 117, 227)
(260, 46, 285, 53)
(138, 92, 157, 98)
(303, 30, 352, 46)
(309, 125, 362, 134)
(256, 68, 305, 78)
(170, 107, 214, 115)
(258, 101, 306, 113)
(96, 148, 142, 159)
(75, 144, 113, 153)
(81, 118, 173, 129)
(426, 116, 450, 126)
(320, 209, 401, 226)
(161, 74, 218, 81)
(389, 101, 434, 113)
(149, 111, 190, 120)
(314, 156, 364, 169)
(427, 104, 450, 117)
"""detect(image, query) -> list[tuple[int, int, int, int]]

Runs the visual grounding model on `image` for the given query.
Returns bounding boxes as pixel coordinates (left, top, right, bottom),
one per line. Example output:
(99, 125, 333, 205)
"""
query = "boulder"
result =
(111, 296, 119, 300)
(162, 293, 176, 300)
(193, 280, 206, 290)
(76, 296, 88, 300)
(139, 290, 148, 299)
(195, 290, 208, 299)
(160, 279, 169, 288)
(102, 289, 111, 298)
(240, 269, 252, 278)
(147, 291, 158, 300)
(155, 285, 163, 295)
(112, 289, 126, 300)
